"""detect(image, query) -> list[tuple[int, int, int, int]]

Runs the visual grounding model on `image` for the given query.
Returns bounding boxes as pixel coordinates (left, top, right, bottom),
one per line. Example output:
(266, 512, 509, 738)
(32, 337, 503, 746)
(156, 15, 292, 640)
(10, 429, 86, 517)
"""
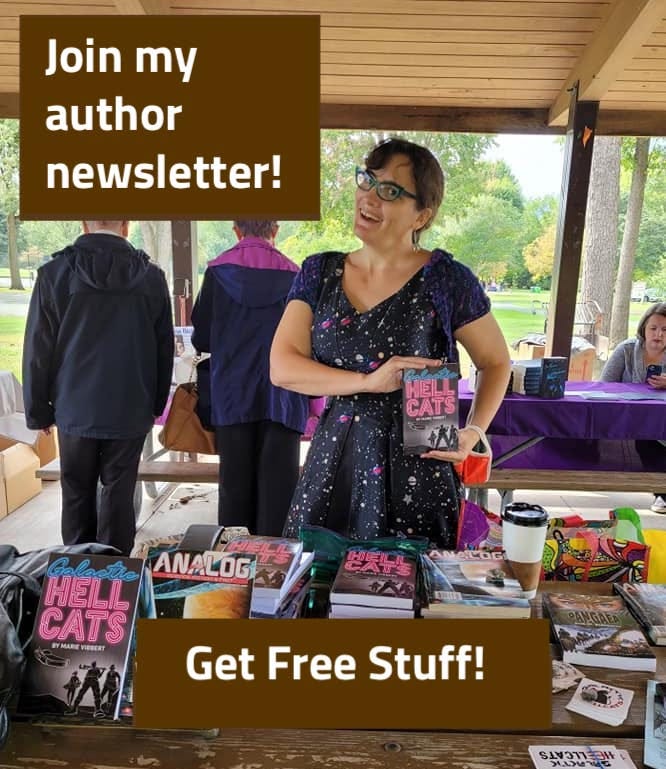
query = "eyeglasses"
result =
(355, 166, 417, 202)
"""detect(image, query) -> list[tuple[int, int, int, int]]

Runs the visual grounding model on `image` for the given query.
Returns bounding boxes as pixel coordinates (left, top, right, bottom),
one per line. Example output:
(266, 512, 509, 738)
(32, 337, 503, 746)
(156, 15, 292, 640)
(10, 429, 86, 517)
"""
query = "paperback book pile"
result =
(150, 549, 256, 619)
(402, 363, 459, 455)
(614, 582, 666, 646)
(512, 357, 567, 398)
(644, 680, 666, 769)
(329, 547, 418, 618)
(222, 536, 314, 617)
(18, 553, 144, 721)
(529, 744, 638, 769)
(542, 592, 656, 671)
(421, 549, 531, 619)
(565, 677, 635, 726)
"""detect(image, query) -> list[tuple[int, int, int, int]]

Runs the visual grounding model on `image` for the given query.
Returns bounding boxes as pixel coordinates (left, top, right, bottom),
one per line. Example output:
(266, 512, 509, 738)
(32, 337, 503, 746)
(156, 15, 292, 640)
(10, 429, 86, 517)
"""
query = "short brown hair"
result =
(637, 301, 666, 341)
(233, 220, 277, 239)
(364, 137, 445, 232)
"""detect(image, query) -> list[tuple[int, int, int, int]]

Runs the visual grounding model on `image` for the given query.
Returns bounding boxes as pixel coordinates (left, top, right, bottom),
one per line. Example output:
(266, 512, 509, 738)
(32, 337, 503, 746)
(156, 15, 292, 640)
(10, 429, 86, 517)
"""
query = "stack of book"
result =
(421, 549, 531, 619)
(542, 592, 657, 671)
(221, 535, 314, 617)
(328, 547, 418, 618)
(512, 357, 567, 398)
(614, 582, 666, 646)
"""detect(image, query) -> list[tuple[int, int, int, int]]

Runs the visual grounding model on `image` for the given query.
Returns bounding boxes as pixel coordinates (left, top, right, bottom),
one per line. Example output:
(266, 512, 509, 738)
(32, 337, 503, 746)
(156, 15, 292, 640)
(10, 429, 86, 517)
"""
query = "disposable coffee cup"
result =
(501, 503, 549, 599)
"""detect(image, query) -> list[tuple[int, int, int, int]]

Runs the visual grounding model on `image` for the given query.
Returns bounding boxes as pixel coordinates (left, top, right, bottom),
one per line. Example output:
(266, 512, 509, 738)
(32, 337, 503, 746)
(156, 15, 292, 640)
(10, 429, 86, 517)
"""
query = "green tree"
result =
(0, 120, 22, 289)
(524, 223, 556, 281)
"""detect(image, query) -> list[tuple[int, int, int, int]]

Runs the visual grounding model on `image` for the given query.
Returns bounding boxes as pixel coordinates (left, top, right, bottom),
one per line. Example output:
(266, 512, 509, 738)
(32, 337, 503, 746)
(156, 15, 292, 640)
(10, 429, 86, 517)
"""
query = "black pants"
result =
(215, 421, 301, 536)
(58, 432, 145, 556)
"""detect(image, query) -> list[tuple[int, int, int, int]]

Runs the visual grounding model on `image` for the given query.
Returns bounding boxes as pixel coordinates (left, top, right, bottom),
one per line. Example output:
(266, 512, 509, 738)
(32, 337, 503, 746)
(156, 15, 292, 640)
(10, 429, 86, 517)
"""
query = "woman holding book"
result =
(601, 301, 666, 513)
(271, 137, 510, 547)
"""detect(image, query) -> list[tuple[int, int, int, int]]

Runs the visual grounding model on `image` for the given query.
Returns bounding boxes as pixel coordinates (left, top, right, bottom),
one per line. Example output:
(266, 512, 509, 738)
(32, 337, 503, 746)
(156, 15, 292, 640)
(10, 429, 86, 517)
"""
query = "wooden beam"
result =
(113, 0, 170, 13)
(0, 91, 18, 118)
(548, 0, 666, 126)
(171, 221, 195, 325)
(546, 87, 598, 360)
(320, 104, 562, 134)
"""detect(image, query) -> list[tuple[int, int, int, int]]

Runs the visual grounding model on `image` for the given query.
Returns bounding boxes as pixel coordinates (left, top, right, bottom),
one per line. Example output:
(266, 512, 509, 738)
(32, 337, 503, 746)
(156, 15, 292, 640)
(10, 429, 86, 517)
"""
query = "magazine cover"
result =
(422, 549, 530, 618)
(645, 680, 666, 769)
(151, 549, 256, 619)
(18, 553, 144, 721)
(402, 363, 459, 455)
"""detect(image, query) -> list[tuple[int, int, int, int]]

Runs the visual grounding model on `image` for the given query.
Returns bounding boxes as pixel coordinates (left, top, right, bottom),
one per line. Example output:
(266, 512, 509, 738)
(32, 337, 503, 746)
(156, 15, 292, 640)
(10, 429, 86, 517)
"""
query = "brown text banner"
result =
(20, 16, 320, 220)
(134, 618, 551, 729)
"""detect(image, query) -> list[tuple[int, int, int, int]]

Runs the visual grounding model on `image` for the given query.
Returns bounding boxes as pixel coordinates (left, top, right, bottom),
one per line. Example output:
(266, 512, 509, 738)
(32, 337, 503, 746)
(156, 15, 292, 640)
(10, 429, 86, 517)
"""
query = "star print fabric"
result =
(283, 250, 490, 548)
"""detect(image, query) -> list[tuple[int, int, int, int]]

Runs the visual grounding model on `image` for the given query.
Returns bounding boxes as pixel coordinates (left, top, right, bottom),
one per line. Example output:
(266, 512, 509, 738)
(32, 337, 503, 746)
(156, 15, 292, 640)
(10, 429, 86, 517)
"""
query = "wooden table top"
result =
(2, 725, 650, 769)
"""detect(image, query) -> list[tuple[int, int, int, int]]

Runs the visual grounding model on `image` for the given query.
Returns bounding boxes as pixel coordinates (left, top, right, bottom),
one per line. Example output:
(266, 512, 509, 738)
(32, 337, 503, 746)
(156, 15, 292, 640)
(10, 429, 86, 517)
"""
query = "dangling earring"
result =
(411, 230, 420, 252)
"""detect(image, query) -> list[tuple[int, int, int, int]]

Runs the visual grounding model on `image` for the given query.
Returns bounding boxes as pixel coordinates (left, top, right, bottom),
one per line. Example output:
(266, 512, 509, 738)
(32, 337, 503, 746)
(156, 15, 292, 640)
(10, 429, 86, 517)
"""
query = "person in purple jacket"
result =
(271, 138, 511, 548)
(191, 221, 309, 536)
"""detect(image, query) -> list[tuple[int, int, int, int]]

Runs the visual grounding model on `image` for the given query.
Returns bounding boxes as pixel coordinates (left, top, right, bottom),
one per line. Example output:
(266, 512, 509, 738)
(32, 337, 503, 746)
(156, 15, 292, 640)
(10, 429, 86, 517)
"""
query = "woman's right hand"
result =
(362, 356, 444, 394)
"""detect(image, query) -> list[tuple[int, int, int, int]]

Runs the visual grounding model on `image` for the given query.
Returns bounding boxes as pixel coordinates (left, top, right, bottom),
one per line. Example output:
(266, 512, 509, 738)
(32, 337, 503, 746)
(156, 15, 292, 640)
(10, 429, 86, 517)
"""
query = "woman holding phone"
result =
(601, 302, 666, 512)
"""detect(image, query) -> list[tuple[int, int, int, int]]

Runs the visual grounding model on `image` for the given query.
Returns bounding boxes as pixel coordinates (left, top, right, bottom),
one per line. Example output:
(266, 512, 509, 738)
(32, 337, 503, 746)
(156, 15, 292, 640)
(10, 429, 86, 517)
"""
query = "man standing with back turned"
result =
(23, 220, 174, 555)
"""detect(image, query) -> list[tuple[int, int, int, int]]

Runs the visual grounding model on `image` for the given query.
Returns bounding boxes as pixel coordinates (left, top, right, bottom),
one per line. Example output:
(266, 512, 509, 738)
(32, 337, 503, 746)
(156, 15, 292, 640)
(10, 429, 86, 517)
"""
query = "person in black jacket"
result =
(22, 221, 174, 555)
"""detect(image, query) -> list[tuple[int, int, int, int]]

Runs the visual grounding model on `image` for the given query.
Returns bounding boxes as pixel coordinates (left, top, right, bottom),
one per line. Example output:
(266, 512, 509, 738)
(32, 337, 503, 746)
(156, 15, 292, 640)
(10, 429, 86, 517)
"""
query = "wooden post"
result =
(546, 86, 599, 359)
(171, 220, 195, 325)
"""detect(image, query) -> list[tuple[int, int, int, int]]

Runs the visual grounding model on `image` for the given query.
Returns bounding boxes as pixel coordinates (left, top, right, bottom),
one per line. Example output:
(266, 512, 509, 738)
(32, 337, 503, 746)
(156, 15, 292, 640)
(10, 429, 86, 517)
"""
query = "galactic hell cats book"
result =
(330, 548, 418, 611)
(19, 553, 144, 720)
(402, 364, 459, 455)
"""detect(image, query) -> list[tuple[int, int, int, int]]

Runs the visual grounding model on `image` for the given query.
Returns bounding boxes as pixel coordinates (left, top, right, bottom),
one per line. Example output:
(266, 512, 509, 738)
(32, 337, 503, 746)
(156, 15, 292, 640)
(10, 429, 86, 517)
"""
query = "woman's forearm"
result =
(270, 351, 367, 396)
(465, 361, 511, 432)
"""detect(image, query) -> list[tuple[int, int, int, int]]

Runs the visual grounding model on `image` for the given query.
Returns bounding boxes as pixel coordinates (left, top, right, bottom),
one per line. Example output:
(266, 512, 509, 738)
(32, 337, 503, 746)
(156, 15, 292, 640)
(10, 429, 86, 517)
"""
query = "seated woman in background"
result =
(601, 301, 666, 513)
(270, 137, 511, 548)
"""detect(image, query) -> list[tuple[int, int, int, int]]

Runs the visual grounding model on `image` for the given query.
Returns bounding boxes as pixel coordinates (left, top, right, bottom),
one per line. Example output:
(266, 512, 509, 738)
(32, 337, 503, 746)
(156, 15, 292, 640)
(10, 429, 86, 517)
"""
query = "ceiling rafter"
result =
(548, 0, 666, 125)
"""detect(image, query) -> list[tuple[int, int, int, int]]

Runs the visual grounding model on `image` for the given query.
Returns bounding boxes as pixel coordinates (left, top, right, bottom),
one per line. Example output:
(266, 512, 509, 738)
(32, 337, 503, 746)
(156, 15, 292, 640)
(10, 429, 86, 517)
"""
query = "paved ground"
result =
(0, 287, 31, 316)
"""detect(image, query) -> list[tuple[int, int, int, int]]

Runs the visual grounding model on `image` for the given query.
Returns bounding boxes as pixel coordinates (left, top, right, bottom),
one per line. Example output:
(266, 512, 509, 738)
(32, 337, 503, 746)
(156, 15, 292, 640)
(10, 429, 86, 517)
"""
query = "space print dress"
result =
(282, 249, 490, 548)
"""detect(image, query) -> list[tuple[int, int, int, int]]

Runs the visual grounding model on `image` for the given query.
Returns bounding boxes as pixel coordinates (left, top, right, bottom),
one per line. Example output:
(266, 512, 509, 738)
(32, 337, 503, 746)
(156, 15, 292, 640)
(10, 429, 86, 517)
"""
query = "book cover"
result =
(329, 548, 417, 612)
(222, 536, 303, 599)
(614, 582, 666, 646)
(402, 363, 459, 455)
(150, 550, 255, 619)
(421, 550, 531, 618)
(542, 592, 656, 672)
(539, 357, 567, 399)
(18, 553, 144, 721)
(644, 680, 666, 769)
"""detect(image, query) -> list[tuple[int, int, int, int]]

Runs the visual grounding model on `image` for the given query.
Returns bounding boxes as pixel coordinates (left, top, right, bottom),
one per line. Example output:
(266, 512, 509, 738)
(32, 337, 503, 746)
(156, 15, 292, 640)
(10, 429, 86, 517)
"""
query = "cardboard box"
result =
(515, 343, 596, 382)
(0, 443, 41, 518)
(0, 413, 59, 466)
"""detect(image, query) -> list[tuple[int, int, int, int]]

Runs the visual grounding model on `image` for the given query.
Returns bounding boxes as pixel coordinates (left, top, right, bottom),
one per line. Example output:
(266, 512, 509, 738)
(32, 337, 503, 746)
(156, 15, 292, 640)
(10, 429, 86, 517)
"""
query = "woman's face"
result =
(644, 313, 666, 354)
(353, 153, 431, 250)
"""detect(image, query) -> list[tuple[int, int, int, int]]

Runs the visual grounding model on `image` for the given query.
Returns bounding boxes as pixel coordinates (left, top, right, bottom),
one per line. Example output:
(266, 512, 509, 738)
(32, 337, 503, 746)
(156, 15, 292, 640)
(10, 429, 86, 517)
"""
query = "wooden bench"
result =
(37, 458, 218, 484)
(467, 468, 666, 510)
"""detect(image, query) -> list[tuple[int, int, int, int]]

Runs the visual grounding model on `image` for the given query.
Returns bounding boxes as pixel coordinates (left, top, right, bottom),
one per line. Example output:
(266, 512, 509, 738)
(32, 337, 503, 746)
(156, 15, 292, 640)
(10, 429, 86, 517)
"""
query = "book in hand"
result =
(402, 363, 459, 455)
(529, 745, 638, 769)
(421, 549, 531, 619)
(221, 535, 313, 616)
(565, 677, 635, 726)
(644, 680, 666, 769)
(329, 547, 418, 618)
(542, 592, 656, 672)
(150, 549, 255, 619)
(615, 582, 666, 646)
(18, 553, 144, 721)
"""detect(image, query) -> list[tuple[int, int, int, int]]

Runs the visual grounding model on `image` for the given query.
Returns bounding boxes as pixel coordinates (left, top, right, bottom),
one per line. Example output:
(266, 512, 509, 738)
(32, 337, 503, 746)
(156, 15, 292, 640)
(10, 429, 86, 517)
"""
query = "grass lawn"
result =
(0, 289, 654, 384)
(0, 316, 25, 380)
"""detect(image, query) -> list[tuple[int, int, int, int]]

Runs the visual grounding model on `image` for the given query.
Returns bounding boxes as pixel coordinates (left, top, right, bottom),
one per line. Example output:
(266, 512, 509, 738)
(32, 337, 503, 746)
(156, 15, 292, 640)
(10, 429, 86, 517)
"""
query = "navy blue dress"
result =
(283, 249, 490, 548)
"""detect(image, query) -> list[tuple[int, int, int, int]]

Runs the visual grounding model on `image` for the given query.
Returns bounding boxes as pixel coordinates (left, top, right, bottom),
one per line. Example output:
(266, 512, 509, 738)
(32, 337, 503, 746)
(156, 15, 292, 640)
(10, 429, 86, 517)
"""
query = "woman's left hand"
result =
(420, 426, 481, 463)
(647, 373, 666, 390)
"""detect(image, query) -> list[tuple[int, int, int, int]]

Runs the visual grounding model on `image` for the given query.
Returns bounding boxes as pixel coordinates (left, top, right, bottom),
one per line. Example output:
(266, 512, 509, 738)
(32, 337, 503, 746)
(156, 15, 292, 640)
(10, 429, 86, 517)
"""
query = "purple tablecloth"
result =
(459, 381, 666, 472)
